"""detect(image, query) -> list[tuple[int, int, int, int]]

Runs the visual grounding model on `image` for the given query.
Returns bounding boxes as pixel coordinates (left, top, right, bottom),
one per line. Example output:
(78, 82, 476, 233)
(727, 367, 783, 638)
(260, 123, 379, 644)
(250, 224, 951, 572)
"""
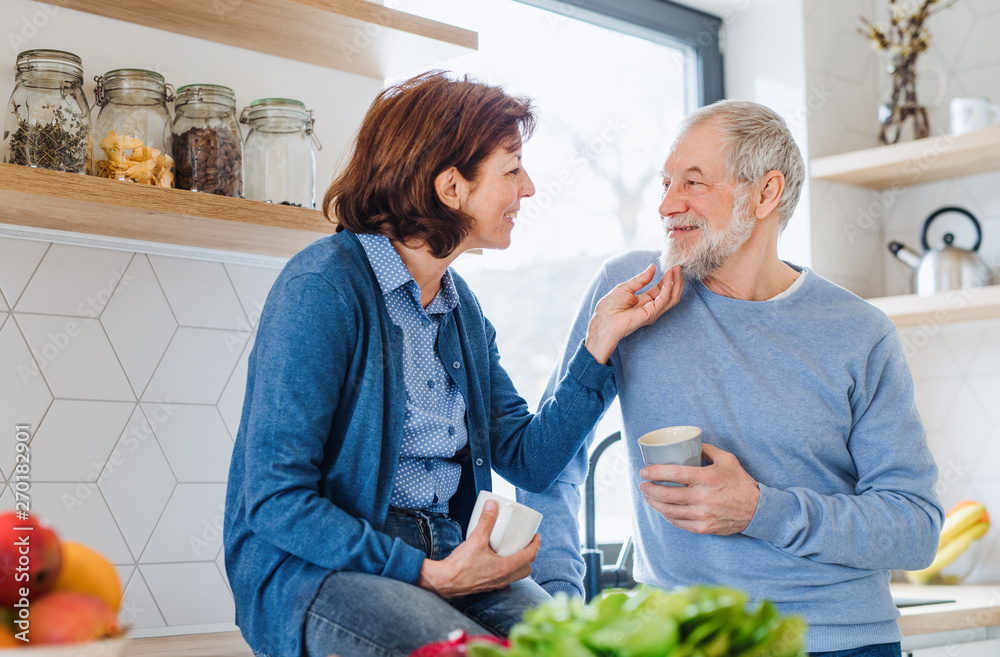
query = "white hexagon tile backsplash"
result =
(0, 233, 281, 632)
(101, 255, 179, 395)
(900, 318, 1000, 584)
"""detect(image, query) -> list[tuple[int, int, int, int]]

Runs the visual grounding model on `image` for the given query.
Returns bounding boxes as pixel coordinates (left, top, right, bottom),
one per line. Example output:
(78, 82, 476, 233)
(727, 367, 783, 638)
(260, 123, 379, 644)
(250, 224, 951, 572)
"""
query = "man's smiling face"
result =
(658, 120, 756, 279)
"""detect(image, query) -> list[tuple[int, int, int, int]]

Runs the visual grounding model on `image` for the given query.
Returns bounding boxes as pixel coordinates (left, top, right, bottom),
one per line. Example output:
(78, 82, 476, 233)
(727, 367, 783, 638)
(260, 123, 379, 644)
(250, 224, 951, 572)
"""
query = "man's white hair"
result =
(672, 100, 805, 231)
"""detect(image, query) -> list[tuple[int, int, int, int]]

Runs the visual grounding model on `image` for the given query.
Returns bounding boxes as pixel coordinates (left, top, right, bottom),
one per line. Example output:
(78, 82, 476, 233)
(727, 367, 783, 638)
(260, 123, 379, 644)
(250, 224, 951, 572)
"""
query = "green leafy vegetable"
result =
(467, 585, 806, 657)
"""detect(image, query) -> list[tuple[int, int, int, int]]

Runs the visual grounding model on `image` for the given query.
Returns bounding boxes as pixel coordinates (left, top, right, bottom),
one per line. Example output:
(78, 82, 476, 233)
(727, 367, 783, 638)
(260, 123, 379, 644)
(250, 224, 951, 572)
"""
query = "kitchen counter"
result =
(123, 585, 1000, 656)
(126, 631, 253, 657)
(892, 583, 1000, 651)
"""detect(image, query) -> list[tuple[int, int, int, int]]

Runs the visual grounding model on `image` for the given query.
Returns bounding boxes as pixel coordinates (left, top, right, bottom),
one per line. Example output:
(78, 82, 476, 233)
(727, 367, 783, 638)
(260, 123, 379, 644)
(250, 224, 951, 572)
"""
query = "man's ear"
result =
(435, 166, 463, 211)
(755, 170, 785, 220)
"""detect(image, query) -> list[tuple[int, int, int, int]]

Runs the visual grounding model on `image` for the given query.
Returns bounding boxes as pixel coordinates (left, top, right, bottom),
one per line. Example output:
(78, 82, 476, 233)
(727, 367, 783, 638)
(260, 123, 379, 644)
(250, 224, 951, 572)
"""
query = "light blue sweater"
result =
(519, 250, 943, 652)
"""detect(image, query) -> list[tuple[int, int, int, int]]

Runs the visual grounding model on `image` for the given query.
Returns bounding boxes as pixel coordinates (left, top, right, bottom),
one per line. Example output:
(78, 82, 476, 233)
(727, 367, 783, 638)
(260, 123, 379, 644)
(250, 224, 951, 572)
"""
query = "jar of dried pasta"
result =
(92, 69, 174, 186)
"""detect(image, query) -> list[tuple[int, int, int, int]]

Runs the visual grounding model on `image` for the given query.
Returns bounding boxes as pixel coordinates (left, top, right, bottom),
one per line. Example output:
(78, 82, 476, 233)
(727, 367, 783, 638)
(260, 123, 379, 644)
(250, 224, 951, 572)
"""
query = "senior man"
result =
(520, 100, 943, 657)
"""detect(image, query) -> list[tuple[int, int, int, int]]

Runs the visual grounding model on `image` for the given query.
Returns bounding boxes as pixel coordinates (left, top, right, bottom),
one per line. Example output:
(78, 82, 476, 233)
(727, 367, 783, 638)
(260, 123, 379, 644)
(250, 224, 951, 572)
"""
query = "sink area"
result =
(893, 596, 956, 608)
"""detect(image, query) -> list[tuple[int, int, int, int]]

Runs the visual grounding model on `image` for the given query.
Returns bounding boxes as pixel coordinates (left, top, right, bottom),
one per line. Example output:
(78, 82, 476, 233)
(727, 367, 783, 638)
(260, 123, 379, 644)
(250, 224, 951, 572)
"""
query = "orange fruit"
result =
(0, 624, 19, 647)
(948, 500, 990, 525)
(52, 542, 122, 611)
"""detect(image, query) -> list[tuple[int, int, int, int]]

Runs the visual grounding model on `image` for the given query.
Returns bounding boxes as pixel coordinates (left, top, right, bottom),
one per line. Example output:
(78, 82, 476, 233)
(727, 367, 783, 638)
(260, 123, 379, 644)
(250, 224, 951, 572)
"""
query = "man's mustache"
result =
(664, 214, 709, 231)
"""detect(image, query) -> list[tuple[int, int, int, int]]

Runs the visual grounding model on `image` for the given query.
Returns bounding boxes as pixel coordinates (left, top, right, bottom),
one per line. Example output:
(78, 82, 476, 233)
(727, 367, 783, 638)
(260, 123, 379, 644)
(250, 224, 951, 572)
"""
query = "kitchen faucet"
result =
(583, 431, 636, 601)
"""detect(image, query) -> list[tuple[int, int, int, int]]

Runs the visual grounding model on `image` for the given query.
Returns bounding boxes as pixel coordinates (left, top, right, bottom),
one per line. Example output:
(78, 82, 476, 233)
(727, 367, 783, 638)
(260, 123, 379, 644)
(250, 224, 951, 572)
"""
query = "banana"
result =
(939, 501, 989, 548)
(907, 521, 989, 584)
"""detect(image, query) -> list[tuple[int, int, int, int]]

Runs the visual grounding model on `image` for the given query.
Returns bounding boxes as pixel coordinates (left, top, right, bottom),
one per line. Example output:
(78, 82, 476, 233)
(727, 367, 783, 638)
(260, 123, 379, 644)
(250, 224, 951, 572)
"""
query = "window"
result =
(394, 0, 722, 544)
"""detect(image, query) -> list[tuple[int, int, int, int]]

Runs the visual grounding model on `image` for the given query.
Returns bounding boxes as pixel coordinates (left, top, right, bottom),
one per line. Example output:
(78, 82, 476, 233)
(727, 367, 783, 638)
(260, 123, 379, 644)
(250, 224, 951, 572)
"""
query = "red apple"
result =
(409, 631, 507, 657)
(0, 512, 63, 606)
(27, 592, 119, 644)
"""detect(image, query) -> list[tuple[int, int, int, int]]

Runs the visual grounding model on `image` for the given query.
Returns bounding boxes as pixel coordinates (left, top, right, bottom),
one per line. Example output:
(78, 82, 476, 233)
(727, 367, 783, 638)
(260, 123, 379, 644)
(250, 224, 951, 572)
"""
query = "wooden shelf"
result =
(810, 125, 1000, 190)
(43, 0, 477, 80)
(0, 163, 336, 258)
(866, 283, 1000, 328)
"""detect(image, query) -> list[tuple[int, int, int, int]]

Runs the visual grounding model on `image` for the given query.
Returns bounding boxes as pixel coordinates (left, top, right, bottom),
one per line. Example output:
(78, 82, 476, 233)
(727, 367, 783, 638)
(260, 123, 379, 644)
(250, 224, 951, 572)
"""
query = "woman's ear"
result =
(435, 166, 463, 211)
(755, 170, 785, 220)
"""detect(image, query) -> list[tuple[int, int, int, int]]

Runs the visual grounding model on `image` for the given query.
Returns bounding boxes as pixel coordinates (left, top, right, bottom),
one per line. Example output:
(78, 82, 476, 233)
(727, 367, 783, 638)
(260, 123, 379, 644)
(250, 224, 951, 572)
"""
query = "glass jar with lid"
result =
(2, 49, 91, 174)
(92, 69, 174, 186)
(240, 98, 322, 208)
(173, 84, 242, 197)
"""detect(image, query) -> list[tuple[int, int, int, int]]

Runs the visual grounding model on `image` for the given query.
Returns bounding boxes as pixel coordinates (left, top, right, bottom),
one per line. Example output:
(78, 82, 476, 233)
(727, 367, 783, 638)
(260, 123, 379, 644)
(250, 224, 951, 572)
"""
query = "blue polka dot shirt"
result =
(357, 233, 469, 514)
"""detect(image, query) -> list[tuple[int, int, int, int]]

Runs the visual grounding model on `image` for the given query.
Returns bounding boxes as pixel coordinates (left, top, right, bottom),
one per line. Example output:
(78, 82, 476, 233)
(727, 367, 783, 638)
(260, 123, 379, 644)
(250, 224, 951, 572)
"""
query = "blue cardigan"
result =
(224, 231, 615, 657)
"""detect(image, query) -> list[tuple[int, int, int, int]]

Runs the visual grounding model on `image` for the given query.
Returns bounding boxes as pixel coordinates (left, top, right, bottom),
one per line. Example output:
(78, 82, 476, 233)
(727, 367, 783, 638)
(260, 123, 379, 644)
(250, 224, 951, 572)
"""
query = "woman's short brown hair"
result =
(324, 70, 535, 258)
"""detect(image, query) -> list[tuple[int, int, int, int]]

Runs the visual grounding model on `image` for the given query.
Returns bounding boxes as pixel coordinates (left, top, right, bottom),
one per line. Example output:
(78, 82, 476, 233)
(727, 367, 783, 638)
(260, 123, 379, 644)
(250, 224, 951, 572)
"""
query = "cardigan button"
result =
(452, 361, 461, 369)
(475, 458, 484, 467)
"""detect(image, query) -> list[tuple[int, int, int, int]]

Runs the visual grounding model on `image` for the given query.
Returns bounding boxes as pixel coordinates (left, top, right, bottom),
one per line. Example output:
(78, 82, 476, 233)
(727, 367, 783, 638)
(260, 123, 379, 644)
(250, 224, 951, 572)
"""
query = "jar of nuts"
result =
(172, 84, 242, 197)
(92, 69, 174, 186)
(241, 98, 321, 208)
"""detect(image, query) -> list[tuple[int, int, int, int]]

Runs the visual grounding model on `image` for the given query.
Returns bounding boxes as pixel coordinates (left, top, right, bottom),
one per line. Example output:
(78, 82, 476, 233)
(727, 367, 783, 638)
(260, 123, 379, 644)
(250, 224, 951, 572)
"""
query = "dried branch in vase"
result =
(858, 0, 959, 144)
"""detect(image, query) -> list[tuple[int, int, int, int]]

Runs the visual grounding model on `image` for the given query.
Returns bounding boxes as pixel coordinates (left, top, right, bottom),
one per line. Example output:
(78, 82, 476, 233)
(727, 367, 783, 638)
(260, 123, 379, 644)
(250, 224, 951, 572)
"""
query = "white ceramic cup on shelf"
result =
(466, 491, 543, 557)
(950, 97, 1000, 136)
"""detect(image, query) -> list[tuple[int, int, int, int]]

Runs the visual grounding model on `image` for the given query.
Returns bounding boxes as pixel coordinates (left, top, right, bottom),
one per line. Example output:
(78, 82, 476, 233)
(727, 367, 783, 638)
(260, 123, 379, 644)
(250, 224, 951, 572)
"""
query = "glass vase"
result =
(878, 56, 930, 145)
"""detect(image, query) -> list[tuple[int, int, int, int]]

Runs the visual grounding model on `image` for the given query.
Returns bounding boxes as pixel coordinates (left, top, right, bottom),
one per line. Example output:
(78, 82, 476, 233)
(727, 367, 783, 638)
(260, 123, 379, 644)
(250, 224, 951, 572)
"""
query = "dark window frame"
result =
(515, 0, 724, 109)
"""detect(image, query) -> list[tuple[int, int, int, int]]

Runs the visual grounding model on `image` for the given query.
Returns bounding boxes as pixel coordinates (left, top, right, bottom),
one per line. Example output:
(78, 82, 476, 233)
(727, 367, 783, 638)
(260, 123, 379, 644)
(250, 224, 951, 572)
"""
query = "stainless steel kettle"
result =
(888, 206, 994, 297)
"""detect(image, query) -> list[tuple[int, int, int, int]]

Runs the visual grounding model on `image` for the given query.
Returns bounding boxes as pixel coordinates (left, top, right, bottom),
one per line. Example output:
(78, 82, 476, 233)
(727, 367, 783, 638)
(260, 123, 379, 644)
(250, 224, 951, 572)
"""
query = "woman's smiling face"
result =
(458, 142, 536, 251)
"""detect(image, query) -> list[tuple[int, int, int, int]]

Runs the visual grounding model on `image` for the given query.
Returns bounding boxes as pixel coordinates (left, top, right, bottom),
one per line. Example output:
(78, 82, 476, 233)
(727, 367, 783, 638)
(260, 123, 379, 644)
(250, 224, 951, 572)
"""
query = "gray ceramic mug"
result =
(638, 425, 702, 486)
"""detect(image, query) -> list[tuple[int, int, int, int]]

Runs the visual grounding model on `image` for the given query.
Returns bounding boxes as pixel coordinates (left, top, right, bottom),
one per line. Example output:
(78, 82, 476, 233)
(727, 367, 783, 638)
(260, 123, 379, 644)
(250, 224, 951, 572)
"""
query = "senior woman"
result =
(224, 71, 682, 657)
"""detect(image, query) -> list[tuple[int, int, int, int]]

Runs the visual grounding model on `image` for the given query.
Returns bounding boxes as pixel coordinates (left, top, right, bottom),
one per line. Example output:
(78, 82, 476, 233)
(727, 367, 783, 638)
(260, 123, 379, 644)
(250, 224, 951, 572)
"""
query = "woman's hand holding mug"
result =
(416, 500, 539, 599)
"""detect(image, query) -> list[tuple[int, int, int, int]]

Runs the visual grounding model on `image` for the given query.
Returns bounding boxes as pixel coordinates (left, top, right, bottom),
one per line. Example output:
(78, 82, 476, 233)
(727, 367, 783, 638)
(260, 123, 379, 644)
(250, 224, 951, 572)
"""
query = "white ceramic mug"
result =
(466, 491, 543, 557)
(950, 97, 1000, 136)
(638, 425, 703, 487)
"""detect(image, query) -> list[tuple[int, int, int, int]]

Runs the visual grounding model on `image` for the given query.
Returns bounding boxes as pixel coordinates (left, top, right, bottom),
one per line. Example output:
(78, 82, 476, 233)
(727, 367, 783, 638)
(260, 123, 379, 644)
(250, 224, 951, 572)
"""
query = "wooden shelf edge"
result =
(43, 0, 477, 80)
(810, 125, 1000, 190)
(866, 283, 1000, 328)
(294, 0, 478, 47)
(0, 163, 335, 258)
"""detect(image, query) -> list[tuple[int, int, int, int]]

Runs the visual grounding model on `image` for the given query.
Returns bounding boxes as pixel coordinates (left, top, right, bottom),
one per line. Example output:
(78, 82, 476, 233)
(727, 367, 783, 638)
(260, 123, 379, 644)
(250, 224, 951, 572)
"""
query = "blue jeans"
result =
(811, 642, 902, 657)
(304, 507, 551, 657)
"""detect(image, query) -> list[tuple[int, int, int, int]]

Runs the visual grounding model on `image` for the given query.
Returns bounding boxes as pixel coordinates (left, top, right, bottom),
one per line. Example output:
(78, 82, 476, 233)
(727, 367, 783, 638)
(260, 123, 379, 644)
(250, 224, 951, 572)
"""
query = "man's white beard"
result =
(659, 193, 756, 280)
